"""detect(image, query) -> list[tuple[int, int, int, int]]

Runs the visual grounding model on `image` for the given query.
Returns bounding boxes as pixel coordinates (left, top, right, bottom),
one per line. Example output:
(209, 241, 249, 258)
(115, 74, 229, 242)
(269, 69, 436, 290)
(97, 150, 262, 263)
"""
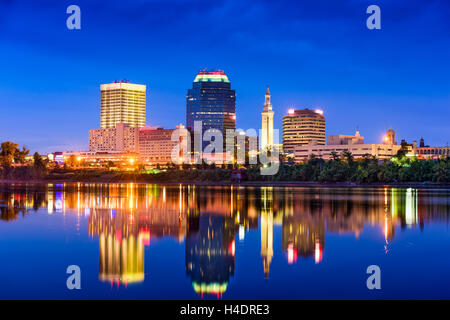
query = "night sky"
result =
(0, 0, 449, 153)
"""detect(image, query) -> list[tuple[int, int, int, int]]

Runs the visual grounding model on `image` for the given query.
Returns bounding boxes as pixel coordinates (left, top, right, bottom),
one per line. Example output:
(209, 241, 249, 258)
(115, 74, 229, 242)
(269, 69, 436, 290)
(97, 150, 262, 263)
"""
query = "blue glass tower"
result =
(186, 70, 236, 146)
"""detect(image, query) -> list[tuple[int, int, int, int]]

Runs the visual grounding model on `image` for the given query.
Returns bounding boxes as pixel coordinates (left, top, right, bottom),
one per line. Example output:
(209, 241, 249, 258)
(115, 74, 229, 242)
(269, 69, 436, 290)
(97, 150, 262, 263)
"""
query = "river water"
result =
(0, 183, 449, 299)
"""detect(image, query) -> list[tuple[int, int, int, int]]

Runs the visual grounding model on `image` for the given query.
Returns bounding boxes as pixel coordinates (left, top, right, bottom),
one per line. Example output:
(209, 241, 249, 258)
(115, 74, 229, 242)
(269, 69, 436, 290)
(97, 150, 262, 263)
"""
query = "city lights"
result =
(0, 0, 449, 306)
(314, 109, 324, 115)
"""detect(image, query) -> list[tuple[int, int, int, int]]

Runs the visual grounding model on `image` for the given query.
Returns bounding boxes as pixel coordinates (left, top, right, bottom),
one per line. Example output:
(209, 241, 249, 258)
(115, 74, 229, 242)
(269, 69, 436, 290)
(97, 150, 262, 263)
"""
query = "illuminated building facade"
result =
(63, 150, 138, 166)
(294, 142, 401, 161)
(186, 70, 236, 149)
(282, 108, 325, 154)
(417, 146, 450, 159)
(100, 81, 146, 129)
(139, 125, 187, 165)
(294, 128, 403, 161)
(261, 86, 274, 151)
(89, 123, 138, 153)
(384, 126, 397, 145)
(327, 130, 364, 146)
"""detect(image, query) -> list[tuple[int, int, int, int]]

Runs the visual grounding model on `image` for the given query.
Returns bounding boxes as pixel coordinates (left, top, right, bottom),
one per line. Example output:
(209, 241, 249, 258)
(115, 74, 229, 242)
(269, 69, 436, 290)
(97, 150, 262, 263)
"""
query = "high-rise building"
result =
(261, 86, 274, 151)
(186, 70, 236, 149)
(100, 80, 146, 129)
(282, 108, 325, 154)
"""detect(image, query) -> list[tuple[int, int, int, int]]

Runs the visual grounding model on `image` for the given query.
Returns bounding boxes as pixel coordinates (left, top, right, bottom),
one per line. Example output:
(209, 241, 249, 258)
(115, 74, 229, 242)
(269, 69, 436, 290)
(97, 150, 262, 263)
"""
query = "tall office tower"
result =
(186, 70, 236, 149)
(282, 108, 326, 154)
(100, 80, 146, 128)
(261, 86, 274, 151)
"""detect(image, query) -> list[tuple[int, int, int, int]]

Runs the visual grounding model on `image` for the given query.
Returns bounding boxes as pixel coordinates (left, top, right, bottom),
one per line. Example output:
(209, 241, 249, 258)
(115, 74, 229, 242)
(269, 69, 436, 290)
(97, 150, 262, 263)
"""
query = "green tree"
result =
(433, 160, 450, 182)
(14, 145, 30, 164)
(0, 141, 19, 167)
(330, 151, 340, 162)
(341, 150, 354, 164)
(33, 152, 47, 170)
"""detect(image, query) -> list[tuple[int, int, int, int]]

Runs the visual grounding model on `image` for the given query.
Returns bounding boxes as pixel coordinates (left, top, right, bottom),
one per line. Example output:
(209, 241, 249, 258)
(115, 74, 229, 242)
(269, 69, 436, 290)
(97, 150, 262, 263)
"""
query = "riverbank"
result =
(1, 178, 449, 189)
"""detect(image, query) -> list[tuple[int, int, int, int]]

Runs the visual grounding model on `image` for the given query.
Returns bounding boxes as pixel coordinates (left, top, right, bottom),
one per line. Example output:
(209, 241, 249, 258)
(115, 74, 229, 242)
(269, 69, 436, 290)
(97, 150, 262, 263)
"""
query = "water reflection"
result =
(0, 183, 449, 297)
(186, 214, 235, 298)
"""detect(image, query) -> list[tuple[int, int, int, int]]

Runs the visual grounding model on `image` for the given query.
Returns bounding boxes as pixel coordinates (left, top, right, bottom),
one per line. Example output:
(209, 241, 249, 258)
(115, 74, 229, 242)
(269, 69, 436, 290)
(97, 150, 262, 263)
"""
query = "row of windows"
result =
(418, 149, 450, 155)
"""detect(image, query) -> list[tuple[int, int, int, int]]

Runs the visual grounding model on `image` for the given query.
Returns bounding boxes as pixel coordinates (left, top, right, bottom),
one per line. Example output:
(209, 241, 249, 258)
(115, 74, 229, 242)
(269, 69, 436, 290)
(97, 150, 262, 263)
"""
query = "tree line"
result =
(1, 141, 449, 183)
(0, 141, 47, 179)
(147, 150, 449, 183)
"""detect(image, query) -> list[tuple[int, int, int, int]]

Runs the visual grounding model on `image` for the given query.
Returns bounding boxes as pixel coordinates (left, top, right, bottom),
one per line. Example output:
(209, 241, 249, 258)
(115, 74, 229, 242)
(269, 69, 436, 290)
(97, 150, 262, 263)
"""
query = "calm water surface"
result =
(0, 183, 449, 299)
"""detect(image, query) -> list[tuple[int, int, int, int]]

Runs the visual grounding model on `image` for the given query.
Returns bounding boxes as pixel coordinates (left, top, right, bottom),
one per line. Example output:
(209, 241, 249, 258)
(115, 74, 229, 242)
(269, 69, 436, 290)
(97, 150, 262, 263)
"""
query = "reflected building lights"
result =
(405, 188, 418, 226)
(260, 187, 274, 279)
(0, 183, 446, 294)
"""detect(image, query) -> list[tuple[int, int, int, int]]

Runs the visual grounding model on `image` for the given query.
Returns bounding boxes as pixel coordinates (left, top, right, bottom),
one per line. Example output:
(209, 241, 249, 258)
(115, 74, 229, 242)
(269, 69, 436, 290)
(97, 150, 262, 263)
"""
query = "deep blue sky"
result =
(0, 0, 449, 153)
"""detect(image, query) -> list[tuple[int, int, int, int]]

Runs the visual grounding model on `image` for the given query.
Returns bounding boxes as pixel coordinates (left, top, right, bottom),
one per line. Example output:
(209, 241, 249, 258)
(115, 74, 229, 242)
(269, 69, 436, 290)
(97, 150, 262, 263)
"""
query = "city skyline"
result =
(1, 0, 449, 153)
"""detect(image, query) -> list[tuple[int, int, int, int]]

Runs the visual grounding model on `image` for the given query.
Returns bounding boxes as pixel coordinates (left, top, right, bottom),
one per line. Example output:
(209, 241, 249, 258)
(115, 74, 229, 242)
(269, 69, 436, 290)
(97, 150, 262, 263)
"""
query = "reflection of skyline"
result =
(185, 214, 235, 298)
(1, 183, 449, 295)
(260, 187, 274, 279)
(89, 209, 147, 286)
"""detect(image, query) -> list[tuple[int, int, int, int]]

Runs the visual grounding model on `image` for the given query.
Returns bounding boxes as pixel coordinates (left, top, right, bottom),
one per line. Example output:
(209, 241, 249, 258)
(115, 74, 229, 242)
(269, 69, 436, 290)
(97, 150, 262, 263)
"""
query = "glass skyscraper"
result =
(186, 70, 236, 148)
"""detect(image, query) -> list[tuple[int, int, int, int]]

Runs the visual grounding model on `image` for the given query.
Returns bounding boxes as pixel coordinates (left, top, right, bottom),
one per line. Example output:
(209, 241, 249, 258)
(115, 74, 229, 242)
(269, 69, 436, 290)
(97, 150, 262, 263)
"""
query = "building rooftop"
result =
(285, 108, 324, 117)
(100, 81, 146, 91)
(194, 70, 230, 83)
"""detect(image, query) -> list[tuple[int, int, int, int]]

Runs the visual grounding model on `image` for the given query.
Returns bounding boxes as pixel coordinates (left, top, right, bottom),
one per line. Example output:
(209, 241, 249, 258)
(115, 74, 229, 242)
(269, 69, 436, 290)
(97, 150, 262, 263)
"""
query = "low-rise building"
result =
(417, 146, 450, 159)
(327, 130, 364, 145)
(89, 123, 138, 153)
(294, 142, 402, 161)
(294, 129, 401, 161)
(138, 125, 185, 165)
(63, 151, 138, 167)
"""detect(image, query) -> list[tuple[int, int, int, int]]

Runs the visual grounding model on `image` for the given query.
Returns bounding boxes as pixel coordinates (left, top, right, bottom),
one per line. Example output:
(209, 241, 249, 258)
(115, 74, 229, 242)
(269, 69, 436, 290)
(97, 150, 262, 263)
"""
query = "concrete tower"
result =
(384, 126, 397, 145)
(261, 86, 274, 151)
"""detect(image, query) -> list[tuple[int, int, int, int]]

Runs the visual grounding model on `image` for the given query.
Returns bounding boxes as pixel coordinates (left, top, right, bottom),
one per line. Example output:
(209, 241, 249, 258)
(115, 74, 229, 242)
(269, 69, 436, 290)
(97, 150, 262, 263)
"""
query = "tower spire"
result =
(261, 86, 274, 151)
(264, 86, 271, 110)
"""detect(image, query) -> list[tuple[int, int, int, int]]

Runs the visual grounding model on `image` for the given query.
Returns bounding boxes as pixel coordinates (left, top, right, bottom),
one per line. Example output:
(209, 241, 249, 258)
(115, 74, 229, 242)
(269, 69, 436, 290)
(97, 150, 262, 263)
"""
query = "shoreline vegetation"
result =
(0, 178, 449, 189)
(1, 141, 449, 187)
